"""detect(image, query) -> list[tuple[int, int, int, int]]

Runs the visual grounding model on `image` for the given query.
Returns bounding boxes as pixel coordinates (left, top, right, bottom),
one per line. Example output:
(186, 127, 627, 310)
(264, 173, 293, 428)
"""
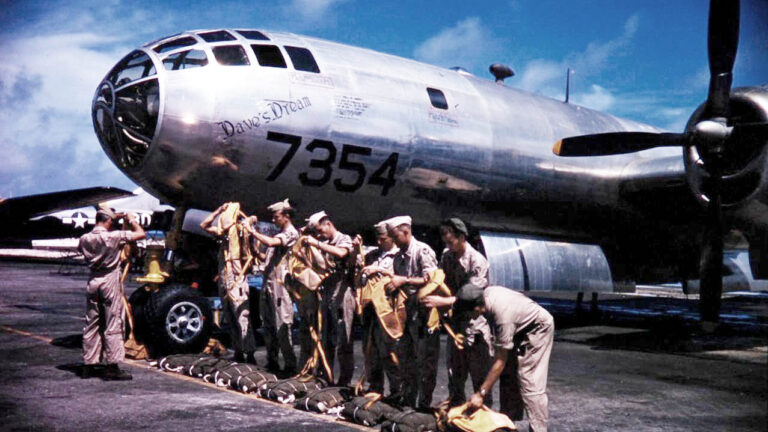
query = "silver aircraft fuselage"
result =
(92, 29, 768, 249)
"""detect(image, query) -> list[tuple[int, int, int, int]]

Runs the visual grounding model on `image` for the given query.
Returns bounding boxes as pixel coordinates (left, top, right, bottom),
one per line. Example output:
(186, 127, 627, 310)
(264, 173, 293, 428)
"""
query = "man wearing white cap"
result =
(356, 219, 400, 395)
(303, 211, 356, 386)
(247, 199, 298, 374)
(78, 206, 145, 380)
(385, 216, 439, 408)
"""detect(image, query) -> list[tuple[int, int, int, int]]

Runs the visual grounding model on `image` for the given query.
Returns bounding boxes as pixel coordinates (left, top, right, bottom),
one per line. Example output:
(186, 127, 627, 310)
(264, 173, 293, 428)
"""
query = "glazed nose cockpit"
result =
(92, 50, 160, 169)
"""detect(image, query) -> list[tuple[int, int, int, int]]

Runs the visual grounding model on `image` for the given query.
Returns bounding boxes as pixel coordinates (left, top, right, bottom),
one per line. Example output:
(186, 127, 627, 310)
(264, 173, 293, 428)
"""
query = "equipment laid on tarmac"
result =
(294, 386, 352, 413)
(341, 394, 402, 427)
(437, 402, 516, 432)
(237, 369, 279, 394)
(260, 375, 328, 404)
(213, 363, 261, 388)
(380, 408, 439, 432)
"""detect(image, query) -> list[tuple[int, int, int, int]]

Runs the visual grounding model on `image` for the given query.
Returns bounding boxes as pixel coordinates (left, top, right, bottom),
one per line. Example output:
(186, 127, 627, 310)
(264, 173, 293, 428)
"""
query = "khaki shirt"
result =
(364, 245, 399, 272)
(440, 244, 491, 341)
(264, 224, 299, 276)
(393, 238, 438, 280)
(322, 231, 355, 299)
(78, 226, 130, 273)
(484, 286, 551, 351)
(439, 243, 489, 293)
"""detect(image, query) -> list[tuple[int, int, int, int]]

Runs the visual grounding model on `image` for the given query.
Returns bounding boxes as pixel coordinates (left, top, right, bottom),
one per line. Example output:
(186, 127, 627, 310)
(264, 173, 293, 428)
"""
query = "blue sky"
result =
(0, 0, 766, 197)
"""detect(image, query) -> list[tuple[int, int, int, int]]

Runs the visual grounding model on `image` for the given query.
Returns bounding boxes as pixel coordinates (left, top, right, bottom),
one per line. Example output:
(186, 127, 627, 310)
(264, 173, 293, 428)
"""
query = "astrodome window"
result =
(285, 46, 320, 73)
(236, 30, 270, 41)
(108, 51, 156, 87)
(198, 30, 236, 43)
(250, 45, 286, 68)
(153, 36, 197, 54)
(212, 45, 250, 66)
(163, 50, 208, 70)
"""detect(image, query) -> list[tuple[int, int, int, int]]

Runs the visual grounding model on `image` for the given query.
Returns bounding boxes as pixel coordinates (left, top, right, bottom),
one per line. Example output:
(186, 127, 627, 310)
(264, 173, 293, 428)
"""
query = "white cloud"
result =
(288, 0, 349, 24)
(413, 17, 502, 72)
(574, 84, 616, 111)
(517, 14, 640, 98)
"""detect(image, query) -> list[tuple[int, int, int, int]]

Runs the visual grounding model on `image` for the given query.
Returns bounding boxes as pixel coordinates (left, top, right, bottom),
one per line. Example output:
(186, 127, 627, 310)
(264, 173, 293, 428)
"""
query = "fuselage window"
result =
(236, 30, 270, 41)
(427, 88, 448, 110)
(153, 36, 197, 54)
(250, 45, 287, 68)
(212, 45, 250, 66)
(108, 51, 156, 87)
(284, 46, 320, 73)
(198, 30, 236, 42)
(162, 49, 208, 71)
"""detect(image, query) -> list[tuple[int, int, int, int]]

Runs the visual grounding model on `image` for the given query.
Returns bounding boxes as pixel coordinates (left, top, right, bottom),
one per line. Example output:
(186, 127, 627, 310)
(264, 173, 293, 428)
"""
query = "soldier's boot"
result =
(102, 364, 132, 381)
(80, 364, 103, 379)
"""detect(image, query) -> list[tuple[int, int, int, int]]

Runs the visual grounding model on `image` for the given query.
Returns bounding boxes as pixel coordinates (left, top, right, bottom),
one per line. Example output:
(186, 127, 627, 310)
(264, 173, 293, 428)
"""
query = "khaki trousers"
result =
(219, 263, 256, 353)
(83, 269, 125, 365)
(361, 305, 400, 395)
(447, 327, 493, 406)
(260, 281, 297, 370)
(499, 312, 554, 432)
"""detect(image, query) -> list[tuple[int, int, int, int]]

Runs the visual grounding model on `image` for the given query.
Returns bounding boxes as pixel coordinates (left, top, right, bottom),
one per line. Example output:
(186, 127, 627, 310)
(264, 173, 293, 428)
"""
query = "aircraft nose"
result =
(92, 50, 160, 170)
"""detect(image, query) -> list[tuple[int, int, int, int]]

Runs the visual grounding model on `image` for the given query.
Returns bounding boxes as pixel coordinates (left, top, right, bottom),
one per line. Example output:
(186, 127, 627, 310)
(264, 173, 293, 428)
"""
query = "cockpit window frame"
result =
(108, 50, 157, 88)
(250, 44, 287, 69)
(212, 45, 251, 66)
(197, 30, 236, 43)
(153, 36, 198, 54)
(284, 46, 320, 73)
(162, 49, 209, 71)
(235, 30, 270, 41)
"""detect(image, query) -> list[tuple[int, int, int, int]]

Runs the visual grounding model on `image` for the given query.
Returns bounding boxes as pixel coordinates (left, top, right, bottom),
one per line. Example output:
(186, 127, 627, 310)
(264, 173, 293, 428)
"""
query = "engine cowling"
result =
(684, 85, 768, 207)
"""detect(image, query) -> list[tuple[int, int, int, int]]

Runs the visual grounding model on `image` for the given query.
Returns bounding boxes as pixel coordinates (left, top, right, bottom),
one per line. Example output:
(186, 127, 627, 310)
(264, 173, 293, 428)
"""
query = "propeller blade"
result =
(698, 158, 724, 324)
(553, 132, 686, 157)
(706, 0, 740, 118)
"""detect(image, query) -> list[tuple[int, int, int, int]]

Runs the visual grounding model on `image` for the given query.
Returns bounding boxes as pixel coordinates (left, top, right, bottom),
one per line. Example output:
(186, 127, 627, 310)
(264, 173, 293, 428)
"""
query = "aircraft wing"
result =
(0, 187, 135, 222)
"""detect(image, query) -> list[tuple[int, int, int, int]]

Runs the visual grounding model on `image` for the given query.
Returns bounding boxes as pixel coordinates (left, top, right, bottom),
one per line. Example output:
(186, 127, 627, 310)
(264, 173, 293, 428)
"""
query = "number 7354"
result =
(264, 131, 398, 196)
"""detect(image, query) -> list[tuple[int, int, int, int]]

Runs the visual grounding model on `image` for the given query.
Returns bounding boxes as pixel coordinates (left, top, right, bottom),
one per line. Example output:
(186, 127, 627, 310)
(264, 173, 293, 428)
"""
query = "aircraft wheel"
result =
(133, 285, 213, 356)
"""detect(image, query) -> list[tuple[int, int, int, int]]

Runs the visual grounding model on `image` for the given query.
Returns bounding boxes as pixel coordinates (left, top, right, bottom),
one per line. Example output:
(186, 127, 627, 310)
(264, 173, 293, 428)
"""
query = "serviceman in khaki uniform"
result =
(356, 219, 400, 395)
(421, 218, 493, 407)
(386, 216, 439, 409)
(466, 285, 555, 432)
(78, 207, 145, 380)
(303, 211, 356, 386)
(246, 199, 298, 374)
(200, 202, 256, 363)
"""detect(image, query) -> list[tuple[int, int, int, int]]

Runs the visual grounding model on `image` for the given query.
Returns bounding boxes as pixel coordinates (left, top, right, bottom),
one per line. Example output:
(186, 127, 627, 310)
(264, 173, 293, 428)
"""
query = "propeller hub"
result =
(693, 119, 732, 154)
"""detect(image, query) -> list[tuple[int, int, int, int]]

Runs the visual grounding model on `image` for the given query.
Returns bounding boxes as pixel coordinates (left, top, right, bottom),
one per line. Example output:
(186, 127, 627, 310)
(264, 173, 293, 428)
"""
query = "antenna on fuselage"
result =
(565, 68, 574, 103)
(489, 63, 514, 83)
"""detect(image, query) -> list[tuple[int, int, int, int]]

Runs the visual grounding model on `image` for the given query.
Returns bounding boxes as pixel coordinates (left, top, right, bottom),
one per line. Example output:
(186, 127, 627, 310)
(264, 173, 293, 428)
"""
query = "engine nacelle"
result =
(480, 232, 614, 293)
(684, 86, 768, 207)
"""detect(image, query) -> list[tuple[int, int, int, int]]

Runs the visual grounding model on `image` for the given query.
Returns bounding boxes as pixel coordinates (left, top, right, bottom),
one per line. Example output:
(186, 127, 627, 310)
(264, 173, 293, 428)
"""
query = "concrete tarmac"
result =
(0, 261, 766, 431)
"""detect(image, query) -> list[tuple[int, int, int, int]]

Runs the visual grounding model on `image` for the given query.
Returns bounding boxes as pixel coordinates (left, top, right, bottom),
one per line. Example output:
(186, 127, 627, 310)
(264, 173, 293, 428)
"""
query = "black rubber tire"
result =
(127, 286, 153, 344)
(144, 285, 213, 356)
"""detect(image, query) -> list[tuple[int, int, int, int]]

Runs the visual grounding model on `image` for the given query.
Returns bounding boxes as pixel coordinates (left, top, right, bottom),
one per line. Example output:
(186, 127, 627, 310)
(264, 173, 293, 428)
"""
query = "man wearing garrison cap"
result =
(302, 211, 356, 386)
(355, 218, 401, 395)
(422, 217, 493, 407)
(464, 284, 555, 432)
(78, 205, 145, 380)
(246, 199, 299, 374)
(385, 215, 439, 408)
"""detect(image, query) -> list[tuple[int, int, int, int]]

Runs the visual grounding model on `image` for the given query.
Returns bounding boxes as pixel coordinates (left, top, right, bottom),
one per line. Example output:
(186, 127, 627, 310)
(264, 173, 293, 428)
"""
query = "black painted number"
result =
(368, 152, 398, 196)
(265, 131, 301, 181)
(299, 139, 336, 187)
(334, 144, 372, 192)
(264, 131, 398, 196)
